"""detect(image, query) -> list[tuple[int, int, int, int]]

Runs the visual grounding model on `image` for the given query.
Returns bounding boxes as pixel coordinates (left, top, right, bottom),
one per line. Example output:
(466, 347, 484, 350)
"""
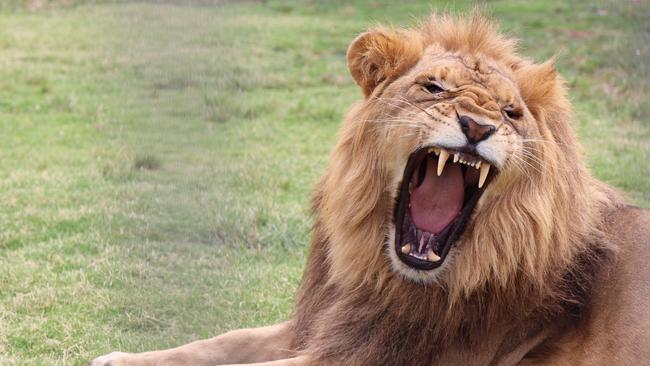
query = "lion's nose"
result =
(459, 115, 496, 144)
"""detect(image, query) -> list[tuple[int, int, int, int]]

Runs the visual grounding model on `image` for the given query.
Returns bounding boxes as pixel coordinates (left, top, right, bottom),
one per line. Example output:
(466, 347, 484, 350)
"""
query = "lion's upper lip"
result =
(394, 145, 498, 270)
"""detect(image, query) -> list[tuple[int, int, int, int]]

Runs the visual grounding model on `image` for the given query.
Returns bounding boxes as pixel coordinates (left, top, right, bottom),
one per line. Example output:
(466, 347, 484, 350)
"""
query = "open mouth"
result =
(394, 146, 497, 270)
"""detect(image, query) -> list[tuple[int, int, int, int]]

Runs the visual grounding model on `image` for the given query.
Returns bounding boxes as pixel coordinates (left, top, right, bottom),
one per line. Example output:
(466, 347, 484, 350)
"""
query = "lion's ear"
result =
(347, 29, 423, 97)
(515, 59, 570, 121)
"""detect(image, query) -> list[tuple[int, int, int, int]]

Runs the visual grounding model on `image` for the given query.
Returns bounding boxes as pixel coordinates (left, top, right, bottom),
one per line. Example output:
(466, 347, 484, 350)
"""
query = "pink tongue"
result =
(409, 156, 464, 234)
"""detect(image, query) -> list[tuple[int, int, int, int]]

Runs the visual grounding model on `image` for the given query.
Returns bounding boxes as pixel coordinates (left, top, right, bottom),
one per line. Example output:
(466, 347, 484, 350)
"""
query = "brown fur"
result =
(89, 12, 649, 366)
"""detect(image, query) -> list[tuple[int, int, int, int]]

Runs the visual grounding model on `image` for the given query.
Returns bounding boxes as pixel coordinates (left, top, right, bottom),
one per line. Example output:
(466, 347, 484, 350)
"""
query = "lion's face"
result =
(319, 16, 590, 292)
(336, 19, 571, 286)
(378, 48, 539, 282)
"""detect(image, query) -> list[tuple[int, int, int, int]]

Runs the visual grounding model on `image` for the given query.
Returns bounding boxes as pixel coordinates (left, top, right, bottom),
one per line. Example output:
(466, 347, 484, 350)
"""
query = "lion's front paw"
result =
(86, 352, 132, 366)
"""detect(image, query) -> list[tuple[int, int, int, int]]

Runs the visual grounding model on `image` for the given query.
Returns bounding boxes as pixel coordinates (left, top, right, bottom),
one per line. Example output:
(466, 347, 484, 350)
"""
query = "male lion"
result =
(90, 13, 650, 366)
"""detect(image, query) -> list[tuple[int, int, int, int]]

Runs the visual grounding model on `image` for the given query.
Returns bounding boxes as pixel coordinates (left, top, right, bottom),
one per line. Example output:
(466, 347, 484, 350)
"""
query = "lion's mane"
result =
(290, 13, 621, 366)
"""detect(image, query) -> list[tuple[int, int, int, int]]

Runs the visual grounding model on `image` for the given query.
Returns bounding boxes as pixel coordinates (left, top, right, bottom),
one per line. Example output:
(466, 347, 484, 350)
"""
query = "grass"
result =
(0, 0, 647, 365)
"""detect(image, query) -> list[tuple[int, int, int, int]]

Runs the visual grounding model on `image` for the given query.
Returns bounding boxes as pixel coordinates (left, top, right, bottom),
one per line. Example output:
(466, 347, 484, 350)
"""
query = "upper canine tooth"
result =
(401, 244, 411, 254)
(453, 153, 459, 163)
(433, 147, 441, 155)
(478, 162, 491, 188)
(437, 150, 449, 176)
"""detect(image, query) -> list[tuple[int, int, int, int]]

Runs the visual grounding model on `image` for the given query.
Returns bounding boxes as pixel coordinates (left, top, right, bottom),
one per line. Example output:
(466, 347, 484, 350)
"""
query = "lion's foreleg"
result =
(88, 321, 296, 366)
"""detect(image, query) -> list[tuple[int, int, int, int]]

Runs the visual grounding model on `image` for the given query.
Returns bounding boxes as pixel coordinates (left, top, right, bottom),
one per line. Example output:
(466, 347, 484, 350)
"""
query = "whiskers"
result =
(360, 96, 433, 139)
(508, 149, 544, 176)
(371, 95, 437, 119)
(507, 138, 577, 176)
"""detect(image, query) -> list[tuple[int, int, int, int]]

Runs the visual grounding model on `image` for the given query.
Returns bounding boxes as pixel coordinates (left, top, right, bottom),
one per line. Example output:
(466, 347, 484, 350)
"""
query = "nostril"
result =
(458, 115, 495, 144)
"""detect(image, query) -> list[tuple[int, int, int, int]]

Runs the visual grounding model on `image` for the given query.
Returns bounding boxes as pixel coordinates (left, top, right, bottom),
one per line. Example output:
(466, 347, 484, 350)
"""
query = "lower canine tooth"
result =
(478, 162, 491, 188)
(401, 244, 411, 254)
(437, 150, 449, 176)
(427, 249, 440, 262)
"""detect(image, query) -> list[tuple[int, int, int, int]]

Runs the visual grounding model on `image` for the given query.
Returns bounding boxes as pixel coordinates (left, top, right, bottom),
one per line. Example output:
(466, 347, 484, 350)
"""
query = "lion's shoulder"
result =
(582, 205, 650, 363)
(533, 206, 650, 365)
(606, 205, 650, 253)
(600, 205, 650, 295)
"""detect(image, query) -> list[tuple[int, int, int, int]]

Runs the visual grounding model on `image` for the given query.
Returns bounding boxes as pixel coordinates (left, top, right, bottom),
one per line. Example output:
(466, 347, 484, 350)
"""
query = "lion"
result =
(89, 13, 650, 366)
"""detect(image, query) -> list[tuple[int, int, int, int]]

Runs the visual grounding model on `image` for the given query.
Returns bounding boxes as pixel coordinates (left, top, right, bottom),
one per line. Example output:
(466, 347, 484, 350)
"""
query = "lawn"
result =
(0, 0, 647, 365)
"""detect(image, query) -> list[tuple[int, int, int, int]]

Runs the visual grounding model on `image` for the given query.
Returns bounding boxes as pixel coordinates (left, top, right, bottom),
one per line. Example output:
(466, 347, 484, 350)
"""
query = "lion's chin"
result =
(392, 146, 497, 275)
(387, 231, 456, 284)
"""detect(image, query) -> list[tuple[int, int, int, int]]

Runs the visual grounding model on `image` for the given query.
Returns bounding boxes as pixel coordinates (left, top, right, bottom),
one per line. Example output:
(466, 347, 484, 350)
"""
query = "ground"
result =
(0, 0, 648, 365)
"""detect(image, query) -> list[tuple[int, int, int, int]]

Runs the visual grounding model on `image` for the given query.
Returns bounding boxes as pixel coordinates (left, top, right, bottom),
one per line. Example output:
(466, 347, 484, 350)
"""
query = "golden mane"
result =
(297, 10, 619, 327)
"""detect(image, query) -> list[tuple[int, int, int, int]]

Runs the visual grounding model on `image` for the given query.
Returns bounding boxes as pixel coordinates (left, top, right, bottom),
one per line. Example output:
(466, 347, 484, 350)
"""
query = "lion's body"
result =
(89, 13, 649, 366)
(526, 206, 650, 365)
(288, 205, 650, 366)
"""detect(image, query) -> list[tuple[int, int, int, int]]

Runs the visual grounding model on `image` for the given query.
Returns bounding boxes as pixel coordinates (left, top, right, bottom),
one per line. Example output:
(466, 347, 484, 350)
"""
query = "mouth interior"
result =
(395, 147, 495, 270)
(410, 155, 464, 234)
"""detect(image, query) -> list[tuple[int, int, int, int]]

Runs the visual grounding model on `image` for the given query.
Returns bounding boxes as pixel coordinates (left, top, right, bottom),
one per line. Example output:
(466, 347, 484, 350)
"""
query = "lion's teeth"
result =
(453, 153, 459, 163)
(427, 249, 440, 262)
(478, 162, 491, 188)
(437, 150, 449, 176)
(476, 161, 481, 169)
(401, 244, 411, 254)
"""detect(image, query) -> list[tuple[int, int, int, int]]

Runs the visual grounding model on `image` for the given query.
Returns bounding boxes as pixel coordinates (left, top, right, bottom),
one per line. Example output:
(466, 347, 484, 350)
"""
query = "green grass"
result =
(0, 1, 647, 365)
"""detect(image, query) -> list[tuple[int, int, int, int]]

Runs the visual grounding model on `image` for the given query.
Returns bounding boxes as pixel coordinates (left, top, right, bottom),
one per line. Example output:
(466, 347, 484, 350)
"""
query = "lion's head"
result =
(313, 13, 616, 303)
